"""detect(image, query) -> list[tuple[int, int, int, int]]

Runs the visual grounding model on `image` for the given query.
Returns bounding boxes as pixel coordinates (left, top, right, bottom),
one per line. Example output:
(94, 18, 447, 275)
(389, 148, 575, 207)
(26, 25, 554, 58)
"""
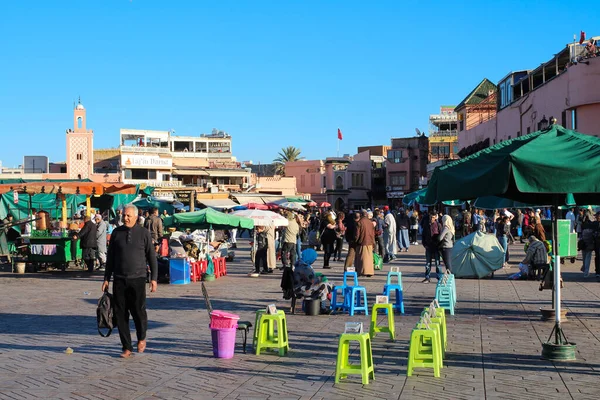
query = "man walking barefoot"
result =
(102, 204, 158, 358)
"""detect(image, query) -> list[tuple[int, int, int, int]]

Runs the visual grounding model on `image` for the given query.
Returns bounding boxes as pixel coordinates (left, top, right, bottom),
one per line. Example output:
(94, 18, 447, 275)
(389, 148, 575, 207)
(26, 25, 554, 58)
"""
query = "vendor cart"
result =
(28, 234, 83, 272)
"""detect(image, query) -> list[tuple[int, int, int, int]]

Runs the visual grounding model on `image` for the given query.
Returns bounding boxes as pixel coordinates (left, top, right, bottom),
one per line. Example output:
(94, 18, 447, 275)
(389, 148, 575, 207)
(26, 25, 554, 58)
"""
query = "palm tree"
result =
(273, 146, 304, 175)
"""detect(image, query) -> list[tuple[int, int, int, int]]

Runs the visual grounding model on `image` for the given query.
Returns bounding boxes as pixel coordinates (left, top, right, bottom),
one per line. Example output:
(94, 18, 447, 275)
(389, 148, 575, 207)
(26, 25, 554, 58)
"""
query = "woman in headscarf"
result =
(438, 215, 455, 274)
(292, 249, 333, 313)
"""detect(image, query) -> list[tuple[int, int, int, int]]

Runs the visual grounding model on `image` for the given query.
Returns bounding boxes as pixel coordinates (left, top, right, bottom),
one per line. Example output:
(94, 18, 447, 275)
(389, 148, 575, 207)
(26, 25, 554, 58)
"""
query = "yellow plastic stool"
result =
(370, 303, 395, 340)
(255, 310, 290, 356)
(424, 307, 447, 352)
(335, 332, 375, 384)
(407, 322, 443, 377)
(420, 311, 445, 359)
(252, 310, 273, 350)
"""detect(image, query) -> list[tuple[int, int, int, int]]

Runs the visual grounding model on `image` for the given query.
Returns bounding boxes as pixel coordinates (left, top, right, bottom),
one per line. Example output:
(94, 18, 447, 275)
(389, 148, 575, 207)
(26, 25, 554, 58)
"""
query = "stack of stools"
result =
(369, 303, 395, 340)
(213, 257, 228, 278)
(254, 309, 290, 356)
(424, 301, 447, 358)
(434, 272, 456, 315)
(382, 270, 404, 314)
(407, 310, 444, 377)
(335, 331, 375, 384)
(331, 271, 368, 316)
(190, 259, 208, 282)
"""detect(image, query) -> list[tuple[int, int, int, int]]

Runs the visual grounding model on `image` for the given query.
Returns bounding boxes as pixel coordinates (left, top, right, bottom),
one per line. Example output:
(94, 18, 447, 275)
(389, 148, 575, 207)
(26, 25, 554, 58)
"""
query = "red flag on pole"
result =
(579, 31, 586, 45)
(337, 128, 343, 140)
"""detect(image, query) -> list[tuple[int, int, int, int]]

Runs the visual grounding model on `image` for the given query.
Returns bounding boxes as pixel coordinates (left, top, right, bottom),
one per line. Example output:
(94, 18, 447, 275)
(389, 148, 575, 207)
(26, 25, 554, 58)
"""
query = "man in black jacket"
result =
(102, 204, 158, 358)
(76, 216, 97, 272)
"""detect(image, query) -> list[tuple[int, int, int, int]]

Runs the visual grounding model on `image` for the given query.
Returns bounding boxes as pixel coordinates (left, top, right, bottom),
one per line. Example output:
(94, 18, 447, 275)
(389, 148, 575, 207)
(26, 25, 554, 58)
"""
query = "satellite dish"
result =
(415, 128, 422, 136)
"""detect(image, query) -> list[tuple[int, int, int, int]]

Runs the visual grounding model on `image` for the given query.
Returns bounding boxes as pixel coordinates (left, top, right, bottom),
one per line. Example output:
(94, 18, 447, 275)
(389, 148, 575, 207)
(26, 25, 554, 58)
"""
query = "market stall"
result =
(28, 232, 83, 272)
(163, 208, 254, 282)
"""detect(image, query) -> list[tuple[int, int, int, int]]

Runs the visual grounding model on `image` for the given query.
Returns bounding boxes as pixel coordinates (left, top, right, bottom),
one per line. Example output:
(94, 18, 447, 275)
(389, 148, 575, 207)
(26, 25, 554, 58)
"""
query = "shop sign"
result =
(13, 190, 18, 204)
(387, 191, 405, 199)
(176, 191, 195, 205)
(121, 154, 172, 168)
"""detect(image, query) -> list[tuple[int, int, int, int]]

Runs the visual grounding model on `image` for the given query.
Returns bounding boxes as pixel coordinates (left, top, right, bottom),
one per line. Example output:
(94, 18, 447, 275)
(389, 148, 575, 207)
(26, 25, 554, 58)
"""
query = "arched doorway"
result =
(334, 197, 345, 212)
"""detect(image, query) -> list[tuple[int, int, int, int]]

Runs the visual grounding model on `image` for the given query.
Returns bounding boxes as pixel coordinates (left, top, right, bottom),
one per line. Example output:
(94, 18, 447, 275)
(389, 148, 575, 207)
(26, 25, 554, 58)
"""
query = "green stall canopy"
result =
(164, 208, 254, 230)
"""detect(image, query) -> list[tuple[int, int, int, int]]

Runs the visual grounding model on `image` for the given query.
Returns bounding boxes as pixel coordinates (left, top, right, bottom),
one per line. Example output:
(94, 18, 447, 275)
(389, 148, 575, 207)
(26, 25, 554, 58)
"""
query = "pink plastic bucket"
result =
(210, 310, 240, 329)
(210, 325, 237, 359)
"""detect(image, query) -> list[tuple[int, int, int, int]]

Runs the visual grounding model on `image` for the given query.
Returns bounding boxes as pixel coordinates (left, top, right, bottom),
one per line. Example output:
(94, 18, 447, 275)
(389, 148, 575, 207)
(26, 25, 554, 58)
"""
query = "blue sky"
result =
(0, 1, 597, 167)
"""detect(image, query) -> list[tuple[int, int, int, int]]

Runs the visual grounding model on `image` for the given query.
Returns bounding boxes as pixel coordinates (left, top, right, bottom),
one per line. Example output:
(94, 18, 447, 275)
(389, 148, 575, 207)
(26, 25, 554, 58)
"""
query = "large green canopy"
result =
(423, 125, 600, 205)
(164, 208, 254, 230)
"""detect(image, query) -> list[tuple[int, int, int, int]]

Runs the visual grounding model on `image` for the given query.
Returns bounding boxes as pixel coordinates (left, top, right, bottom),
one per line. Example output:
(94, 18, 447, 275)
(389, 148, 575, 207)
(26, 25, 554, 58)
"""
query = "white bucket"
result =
(15, 262, 26, 274)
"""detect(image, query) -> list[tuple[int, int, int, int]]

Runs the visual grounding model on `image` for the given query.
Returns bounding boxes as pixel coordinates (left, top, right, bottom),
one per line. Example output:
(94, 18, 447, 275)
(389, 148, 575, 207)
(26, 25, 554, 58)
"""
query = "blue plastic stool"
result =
(383, 270, 404, 314)
(331, 271, 360, 314)
(383, 285, 404, 314)
(331, 285, 349, 313)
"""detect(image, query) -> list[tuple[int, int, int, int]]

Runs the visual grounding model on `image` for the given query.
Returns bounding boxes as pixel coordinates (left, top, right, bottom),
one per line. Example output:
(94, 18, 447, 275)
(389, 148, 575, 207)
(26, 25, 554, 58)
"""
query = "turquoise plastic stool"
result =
(349, 286, 368, 316)
(435, 284, 455, 315)
(386, 270, 403, 288)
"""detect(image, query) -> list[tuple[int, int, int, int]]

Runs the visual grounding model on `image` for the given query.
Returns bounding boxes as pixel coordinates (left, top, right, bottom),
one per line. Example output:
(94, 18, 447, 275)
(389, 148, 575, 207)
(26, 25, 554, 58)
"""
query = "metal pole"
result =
(553, 199, 561, 338)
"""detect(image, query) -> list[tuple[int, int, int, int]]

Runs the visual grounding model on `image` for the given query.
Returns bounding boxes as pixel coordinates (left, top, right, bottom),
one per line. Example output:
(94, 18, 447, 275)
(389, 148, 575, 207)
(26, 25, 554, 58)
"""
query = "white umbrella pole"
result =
(553, 202, 561, 328)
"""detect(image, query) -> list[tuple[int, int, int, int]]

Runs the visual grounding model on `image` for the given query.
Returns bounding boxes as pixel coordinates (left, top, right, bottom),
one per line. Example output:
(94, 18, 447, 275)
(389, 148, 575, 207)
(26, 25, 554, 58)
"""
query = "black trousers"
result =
(113, 277, 148, 352)
(374, 236, 385, 257)
(334, 237, 344, 260)
(440, 247, 452, 273)
(282, 242, 297, 268)
(323, 242, 334, 267)
(255, 247, 268, 273)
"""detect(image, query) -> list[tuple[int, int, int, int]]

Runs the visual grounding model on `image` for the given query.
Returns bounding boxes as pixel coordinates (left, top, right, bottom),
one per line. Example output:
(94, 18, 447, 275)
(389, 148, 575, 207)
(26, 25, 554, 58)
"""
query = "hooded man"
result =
(382, 206, 397, 261)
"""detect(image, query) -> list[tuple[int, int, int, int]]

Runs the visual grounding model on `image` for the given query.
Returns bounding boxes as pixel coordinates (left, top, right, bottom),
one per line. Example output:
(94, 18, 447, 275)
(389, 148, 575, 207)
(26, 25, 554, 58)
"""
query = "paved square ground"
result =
(1, 240, 599, 399)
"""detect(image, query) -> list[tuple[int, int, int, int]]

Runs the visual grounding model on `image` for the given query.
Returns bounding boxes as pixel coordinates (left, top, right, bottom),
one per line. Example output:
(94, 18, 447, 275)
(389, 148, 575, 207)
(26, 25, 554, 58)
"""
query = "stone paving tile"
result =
(1, 240, 600, 399)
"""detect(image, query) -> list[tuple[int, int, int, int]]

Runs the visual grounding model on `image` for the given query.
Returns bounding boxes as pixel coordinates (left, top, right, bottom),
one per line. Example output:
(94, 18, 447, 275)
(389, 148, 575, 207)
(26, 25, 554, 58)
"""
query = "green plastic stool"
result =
(252, 310, 273, 351)
(255, 310, 290, 356)
(369, 303, 395, 340)
(420, 311, 445, 359)
(335, 332, 375, 384)
(424, 306, 447, 352)
(407, 322, 443, 377)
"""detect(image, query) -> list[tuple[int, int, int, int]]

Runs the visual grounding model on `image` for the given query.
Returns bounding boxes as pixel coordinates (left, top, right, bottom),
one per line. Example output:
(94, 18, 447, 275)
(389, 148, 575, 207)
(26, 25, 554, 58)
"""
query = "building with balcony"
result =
(285, 152, 372, 211)
(458, 36, 600, 156)
(385, 135, 428, 205)
(118, 128, 251, 192)
(429, 106, 459, 163)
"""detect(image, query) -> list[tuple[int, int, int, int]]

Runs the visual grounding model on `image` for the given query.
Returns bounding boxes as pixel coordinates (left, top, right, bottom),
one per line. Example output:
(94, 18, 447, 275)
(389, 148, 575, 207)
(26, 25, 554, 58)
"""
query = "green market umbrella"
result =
(451, 231, 505, 278)
(164, 207, 254, 230)
(402, 188, 427, 206)
(133, 197, 177, 215)
(402, 187, 463, 207)
(423, 125, 600, 206)
(423, 124, 600, 358)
